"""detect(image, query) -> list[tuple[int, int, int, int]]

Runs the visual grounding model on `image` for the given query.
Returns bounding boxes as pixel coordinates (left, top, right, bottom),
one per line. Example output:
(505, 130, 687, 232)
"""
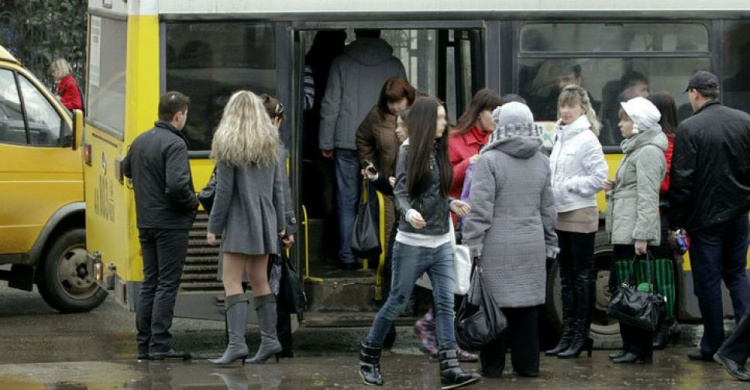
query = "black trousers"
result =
(480, 306, 539, 377)
(136, 229, 189, 354)
(557, 231, 597, 332)
(718, 313, 750, 365)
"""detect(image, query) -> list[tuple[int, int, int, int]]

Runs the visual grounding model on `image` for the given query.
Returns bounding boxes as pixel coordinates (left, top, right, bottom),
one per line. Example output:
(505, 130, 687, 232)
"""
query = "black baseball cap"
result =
(684, 71, 719, 93)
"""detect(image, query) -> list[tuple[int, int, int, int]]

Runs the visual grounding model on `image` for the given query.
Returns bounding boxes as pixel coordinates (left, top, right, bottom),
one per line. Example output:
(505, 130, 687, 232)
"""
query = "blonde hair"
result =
(211, 91, 279, 167)
(558, 84, 601, 136)
(50, 58, 72, 77)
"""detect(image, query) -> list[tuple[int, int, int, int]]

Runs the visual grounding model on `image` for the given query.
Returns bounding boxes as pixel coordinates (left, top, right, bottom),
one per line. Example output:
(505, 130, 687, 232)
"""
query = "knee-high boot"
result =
(558, 269, 594, 359)
(209, 294, 250, 365)
(246, 294, 283, 364)
(546, 271, 575, 356)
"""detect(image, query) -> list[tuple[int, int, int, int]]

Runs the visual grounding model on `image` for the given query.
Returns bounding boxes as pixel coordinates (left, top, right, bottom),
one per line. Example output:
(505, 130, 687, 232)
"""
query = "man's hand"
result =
(450, 200, 471, 217)
(634, 239, 648, 255)
(207, 232, 219, 246)
(322, 149, 334, 159)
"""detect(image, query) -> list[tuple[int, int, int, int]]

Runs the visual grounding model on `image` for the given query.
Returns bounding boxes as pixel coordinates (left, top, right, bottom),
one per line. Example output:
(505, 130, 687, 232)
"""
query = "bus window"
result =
(87, 16, 127, 137)
(165, 23, 276, 151)
(18, 75, 63, 146)
(521, 23, 709, 53)
(722, 21, 750, 114)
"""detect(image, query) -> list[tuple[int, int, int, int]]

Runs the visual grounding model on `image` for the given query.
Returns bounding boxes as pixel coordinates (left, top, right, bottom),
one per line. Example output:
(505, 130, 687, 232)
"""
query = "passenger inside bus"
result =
(527, 61, 601, 123)
(600, 72, 651, 146)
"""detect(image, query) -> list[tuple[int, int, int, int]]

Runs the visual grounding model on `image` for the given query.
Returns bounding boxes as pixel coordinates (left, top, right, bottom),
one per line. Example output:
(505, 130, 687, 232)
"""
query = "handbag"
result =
(350, 179, 382, 258)
(415, 218, 472, 295)
(277, 240, 307, 321)
(455, 265, 507, 351)
(607, 252, 665, 332)
(198, 167, 217, 214)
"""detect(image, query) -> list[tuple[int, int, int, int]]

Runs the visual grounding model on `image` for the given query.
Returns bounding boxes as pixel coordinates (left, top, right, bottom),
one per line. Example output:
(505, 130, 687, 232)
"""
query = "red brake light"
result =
(83, 142, 92, 166)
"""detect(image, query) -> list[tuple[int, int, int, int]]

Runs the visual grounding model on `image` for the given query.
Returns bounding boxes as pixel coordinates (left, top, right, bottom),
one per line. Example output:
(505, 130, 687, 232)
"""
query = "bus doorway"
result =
(292, 25, 485, 314)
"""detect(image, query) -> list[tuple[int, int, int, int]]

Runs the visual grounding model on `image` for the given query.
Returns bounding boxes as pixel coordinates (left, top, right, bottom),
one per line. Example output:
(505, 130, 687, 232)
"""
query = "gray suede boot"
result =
(245, 294, 283, 364)
(209, 294, 250, 366)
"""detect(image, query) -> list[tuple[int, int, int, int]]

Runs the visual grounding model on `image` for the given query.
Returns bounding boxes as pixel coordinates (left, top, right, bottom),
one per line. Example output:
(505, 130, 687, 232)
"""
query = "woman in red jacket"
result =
(448, 89, 503, 202)
(50, 58, 82, 111)
(647, 91, 681, 350)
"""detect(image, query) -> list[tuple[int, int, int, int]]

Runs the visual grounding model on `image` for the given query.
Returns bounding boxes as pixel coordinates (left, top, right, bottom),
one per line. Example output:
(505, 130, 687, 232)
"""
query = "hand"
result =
(450, 200, 471, 217)
(321, 149, 334, 159)
(207, 232, 219, 246)
(281, 235, 295, 248)
(362, 163, 378, 181)
(602, 179, 615, 191)
(469, 154, 480, 164)
(388, 176, 396, 187)
(278, 229, 286, 238)
(406, 210, 427, 230)
(634, 240, 648, 255)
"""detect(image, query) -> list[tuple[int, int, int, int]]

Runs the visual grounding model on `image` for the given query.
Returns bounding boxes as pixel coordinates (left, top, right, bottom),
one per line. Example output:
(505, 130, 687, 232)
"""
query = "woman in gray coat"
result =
(603, 96, 667, 364)
(206, 91, 286, 366)
(462, 102, 559, 378)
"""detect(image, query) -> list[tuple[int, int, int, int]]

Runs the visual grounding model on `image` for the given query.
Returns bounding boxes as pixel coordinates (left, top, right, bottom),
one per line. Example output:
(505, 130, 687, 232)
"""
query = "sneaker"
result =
(456, 347, 478, 362)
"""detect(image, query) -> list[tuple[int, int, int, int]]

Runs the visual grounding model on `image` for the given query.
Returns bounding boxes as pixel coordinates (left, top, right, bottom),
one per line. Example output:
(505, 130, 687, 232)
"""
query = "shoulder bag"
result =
(455, 265, 507, 351)
(607, 252, 665, 332)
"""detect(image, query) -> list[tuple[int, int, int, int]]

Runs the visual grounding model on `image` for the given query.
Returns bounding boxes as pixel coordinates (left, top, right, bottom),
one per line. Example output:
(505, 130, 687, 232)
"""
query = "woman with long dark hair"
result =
(358, 98, 480, 389)
(646, 91, 682, 349)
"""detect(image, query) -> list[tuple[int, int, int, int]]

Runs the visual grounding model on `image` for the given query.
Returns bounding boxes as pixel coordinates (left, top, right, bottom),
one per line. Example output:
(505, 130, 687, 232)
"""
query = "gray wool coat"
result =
(208, 147, 285, 256)
(605, 128, 667, 246)
(462, 137, 558, 308)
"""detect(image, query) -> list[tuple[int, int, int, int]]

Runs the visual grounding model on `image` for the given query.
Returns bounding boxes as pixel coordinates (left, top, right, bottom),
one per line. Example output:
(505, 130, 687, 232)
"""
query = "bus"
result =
(0, 45, 105, 313)
(83, 0, 750, 344)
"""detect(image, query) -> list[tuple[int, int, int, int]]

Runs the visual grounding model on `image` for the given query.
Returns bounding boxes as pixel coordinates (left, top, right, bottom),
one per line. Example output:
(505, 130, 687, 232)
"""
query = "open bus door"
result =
(291, 23, 485, 318)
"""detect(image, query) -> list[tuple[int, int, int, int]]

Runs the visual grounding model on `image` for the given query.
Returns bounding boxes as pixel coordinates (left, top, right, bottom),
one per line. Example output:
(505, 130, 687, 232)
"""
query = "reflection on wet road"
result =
(0, 349, 746, 390)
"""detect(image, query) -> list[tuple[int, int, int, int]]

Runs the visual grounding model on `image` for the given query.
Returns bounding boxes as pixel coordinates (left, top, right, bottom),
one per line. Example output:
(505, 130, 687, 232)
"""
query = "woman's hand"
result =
(281, 235, 295, 248)
(206, 232, 219, 246)
(278, 229, 286, 238)
(388, 176, 396, 187)
(469, 154, 480, 164)
(634, 239, 648, 255)
(450, 200, 471, 217)
(602, 179, 615, 191)
(406, 209, 427, 230)
(361, 162, 378, 181)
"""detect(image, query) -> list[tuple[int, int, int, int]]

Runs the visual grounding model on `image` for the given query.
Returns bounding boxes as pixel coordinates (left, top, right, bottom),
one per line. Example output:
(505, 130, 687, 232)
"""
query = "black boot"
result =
(612, 352, 652, 364)
(358, 341, 384, 386)
(653, 320, 681, 349)
(438, 349, 481, 390)
(557, 330, 593, 358)
(548, 253, 575, 356)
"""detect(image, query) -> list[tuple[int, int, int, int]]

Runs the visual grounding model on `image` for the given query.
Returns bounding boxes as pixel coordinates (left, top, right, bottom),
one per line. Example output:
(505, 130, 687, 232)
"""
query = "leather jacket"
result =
(393, 141, 452, 235)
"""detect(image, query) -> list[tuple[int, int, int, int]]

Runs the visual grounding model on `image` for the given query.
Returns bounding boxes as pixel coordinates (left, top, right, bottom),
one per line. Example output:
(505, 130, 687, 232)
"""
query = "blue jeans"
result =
(365, 241, 456, 349)
(335, 148, 360, 264)
(689, 214, 750, 354)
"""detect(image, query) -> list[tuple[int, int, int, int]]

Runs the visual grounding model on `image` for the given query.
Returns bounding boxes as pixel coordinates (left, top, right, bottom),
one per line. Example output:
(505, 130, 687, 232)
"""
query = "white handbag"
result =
(415, 218, 472, 295)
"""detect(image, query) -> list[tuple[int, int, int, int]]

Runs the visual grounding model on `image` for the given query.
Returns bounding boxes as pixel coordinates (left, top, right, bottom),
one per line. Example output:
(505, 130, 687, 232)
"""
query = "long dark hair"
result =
(451, 89, 503, 135)
(648, 91, 678, 135)
(405, 98, 452, 199)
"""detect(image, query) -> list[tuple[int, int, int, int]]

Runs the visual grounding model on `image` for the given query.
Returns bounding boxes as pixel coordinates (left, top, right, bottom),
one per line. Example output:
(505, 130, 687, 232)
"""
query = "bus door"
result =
(291, 22, 485, 305)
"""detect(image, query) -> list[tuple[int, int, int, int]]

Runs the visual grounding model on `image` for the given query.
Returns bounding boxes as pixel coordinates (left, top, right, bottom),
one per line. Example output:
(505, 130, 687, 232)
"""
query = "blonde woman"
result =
(207, 91, 286, 366)
(49, 58, 82, 111)
(546, 84, 608, 359)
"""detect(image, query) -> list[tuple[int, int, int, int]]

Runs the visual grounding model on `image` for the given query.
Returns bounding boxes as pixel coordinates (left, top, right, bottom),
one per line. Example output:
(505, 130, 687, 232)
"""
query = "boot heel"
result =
(241, 355, 248, 366)
(586, 338, 593, 357)
(275, 353, 280, 363)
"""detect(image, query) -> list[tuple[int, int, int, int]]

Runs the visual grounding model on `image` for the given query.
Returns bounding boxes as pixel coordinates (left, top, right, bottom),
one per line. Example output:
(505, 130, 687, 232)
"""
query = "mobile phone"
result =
(364, 159, 377, 174)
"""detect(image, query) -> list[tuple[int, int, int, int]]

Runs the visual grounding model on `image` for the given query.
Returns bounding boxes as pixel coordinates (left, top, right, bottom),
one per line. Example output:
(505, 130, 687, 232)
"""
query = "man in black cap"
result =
(669, 70, 750, 362)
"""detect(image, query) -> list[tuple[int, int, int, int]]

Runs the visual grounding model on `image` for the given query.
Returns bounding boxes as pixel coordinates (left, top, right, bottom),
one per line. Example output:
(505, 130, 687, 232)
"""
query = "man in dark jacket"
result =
(122, 91, 199, 361)
(669, 71, 750, 362)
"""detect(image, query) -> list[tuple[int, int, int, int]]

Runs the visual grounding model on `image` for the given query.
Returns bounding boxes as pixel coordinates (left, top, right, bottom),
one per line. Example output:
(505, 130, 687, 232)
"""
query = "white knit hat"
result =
(620, 97, 661, 130)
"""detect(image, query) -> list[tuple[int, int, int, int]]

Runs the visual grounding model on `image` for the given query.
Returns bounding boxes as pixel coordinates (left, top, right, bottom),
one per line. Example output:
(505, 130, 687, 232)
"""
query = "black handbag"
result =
(198, 167, 217, 214)
(277, 241, 307, 321)
(456, 265, 507, 351)
(350, 180, 382, 258)
(607, 252, 665, 332)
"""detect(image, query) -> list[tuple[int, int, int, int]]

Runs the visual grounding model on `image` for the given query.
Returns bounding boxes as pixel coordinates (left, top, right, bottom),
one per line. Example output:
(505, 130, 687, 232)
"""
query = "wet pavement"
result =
(1, 283, 747, 389)
(0, 349, 747, 390)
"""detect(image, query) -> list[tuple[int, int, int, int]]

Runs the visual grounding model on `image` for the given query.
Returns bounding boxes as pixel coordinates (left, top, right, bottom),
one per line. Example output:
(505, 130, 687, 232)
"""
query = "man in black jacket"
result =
(670, 71, 750, 362)
(122, 91, 199, 361)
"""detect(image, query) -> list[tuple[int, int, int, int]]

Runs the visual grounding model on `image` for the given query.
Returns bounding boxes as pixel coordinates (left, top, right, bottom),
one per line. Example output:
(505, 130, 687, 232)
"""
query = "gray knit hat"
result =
(485, 102, 537, 148)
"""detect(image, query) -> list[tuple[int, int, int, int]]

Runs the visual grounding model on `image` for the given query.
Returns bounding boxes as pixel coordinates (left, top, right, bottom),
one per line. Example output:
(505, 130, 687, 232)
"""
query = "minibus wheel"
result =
(37, 228, 108, 313)
(545, 230, 623, 350)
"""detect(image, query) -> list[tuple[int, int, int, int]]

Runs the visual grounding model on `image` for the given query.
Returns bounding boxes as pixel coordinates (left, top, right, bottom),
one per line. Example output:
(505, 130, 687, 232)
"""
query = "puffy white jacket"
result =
(549, 116, 608, 213)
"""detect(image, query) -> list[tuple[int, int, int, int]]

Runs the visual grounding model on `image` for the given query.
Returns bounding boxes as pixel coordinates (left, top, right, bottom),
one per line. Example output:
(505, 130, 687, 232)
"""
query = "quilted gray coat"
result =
(605, 128, 668, 246)
(462, 137, 558, 308)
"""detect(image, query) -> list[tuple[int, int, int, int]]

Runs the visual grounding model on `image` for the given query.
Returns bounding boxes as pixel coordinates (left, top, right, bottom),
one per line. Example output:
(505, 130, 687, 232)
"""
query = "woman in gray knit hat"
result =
(462, 102, 558, 378)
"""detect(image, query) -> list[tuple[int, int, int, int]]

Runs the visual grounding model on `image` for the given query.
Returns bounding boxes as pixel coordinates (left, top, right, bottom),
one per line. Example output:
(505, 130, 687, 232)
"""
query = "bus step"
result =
(179, 282, 224, 291)
(302, 311, 419, 328)
(304, 276, 382, 312)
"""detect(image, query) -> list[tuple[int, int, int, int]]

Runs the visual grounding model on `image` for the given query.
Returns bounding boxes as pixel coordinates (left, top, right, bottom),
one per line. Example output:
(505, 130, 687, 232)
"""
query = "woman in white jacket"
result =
(545, 84, 608, 359)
